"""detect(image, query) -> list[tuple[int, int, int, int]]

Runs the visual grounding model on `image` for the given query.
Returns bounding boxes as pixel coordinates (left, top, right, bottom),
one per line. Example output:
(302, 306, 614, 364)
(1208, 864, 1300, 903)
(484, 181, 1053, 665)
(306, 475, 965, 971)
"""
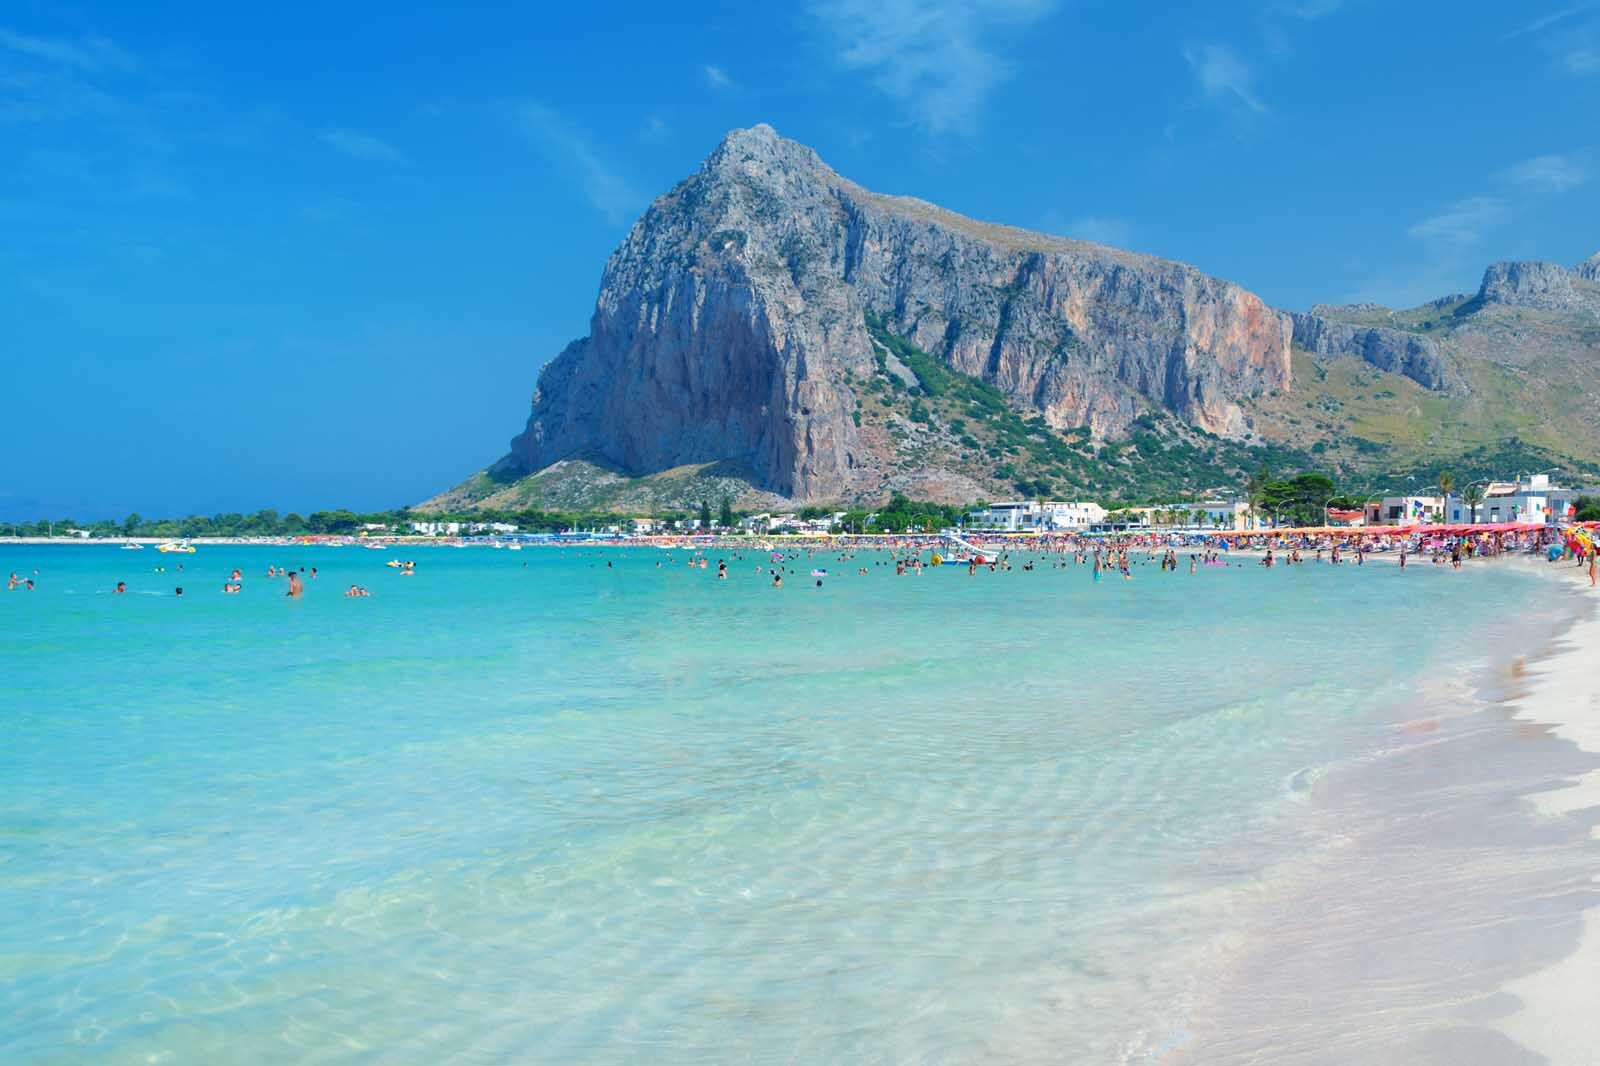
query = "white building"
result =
(1366, 495, 1443, 526)
(966, 501, 1107, 532)
(1548, 486, 1600, 523)
(1445, 474, 1600, 525)
(1085, 500, 1252, 531)
(1147, 500, 1252, 530)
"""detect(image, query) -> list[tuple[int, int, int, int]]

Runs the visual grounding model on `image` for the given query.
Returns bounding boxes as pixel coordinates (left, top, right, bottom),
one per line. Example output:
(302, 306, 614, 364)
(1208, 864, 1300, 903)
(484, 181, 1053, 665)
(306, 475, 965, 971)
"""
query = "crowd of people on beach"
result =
(7, 522, 1598, 601)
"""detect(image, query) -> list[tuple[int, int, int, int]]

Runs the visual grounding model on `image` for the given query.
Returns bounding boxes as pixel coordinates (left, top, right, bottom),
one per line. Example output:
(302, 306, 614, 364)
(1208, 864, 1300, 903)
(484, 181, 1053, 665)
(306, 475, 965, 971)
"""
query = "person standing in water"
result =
(286, 571, 303, 598)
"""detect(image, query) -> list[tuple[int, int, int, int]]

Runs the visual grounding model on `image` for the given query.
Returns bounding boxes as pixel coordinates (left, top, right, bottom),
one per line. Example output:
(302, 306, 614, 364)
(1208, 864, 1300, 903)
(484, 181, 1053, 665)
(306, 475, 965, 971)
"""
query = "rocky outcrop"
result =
(1288, 312, 1452, 391)
(1574, 251, 1600, 283)
(1478, 260, 1598, 315)
(506, 124, 1291, 500)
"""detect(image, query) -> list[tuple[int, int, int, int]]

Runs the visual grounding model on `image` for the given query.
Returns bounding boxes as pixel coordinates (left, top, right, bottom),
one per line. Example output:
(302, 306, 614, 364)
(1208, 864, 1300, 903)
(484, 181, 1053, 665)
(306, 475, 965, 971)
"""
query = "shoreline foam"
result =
(1165, 554, 1600, 1065)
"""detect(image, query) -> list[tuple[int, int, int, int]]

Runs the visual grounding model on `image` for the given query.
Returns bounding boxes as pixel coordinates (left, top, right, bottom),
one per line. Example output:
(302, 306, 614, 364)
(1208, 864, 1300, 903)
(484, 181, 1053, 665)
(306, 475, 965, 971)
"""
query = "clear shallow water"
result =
(0, 545, 1592, 1063)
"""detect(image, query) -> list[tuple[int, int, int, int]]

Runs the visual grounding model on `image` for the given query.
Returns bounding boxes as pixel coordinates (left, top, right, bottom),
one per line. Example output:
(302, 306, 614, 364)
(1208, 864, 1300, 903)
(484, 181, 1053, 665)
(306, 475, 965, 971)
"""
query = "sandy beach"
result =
(1495, 559, 1600, 1062)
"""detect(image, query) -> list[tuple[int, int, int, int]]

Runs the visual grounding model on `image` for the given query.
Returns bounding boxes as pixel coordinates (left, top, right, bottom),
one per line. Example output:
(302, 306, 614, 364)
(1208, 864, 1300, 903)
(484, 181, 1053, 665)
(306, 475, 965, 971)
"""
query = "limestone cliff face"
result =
(1573, 251, 1600, 283)
(1288, 312, 1451, 390)
(507, 125, 1294, 500)
(1478, 259, 1600, 316)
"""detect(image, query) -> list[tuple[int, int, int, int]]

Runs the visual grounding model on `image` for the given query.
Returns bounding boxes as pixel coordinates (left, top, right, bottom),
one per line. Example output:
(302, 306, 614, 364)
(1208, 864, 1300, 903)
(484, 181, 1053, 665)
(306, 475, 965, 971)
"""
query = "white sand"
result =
(1495, 562, 1600, 1063)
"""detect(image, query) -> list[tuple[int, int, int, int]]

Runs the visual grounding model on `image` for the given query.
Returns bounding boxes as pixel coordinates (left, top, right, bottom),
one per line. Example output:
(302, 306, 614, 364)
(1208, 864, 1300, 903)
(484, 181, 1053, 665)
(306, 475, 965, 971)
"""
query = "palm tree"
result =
(1437, 472, 1455, 522)
(1245, 465, 1270, 529)
(1462, 483, 1485, 524)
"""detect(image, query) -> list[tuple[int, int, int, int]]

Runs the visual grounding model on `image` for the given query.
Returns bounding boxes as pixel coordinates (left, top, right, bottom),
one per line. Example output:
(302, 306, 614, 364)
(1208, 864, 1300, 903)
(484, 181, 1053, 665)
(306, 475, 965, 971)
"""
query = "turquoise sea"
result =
(2, 544, 1595, 1064)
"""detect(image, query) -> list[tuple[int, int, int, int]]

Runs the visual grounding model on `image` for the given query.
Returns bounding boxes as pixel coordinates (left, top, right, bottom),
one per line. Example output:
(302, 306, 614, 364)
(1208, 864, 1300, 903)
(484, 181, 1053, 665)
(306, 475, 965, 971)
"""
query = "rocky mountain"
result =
(1477, 258, 1600, 316)
(1286, 312, 1451, 391)
(424, 125, 1600, 512)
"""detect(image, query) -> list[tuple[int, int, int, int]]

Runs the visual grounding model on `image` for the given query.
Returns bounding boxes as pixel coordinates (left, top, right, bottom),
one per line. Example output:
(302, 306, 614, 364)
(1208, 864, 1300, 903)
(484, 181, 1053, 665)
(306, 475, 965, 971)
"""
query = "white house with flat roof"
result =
(1090, 500, 1252, 531)
(966, 501, 1106, 532)
(1445, 474, 1600, 525)
(1366, 495, 1443, 526)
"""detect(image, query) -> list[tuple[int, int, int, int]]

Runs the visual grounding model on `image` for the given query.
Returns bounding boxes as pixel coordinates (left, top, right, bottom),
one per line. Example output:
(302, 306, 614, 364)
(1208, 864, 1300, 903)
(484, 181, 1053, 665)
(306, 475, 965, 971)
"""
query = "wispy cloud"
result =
(318, 128, 406, 164)
(806, 0, 1057, 136)
(1557, 30, 1600, 74)
(0, 26, 137, 125)
(1502, 6, 1600, 76)
(703, 64, 735, 92)
(1406, 196, 1506, 253)
(518, 103, 641, 225)
(640, 114, 671, 143)
(1502, 3, 1593, 40)
(0, 26, 134, 71)
(1354, 145, 1589, 306)
(1349, 196, 1510, 306)
(1502, 153, 1590, 192)
(1183, 43, 1269, 124)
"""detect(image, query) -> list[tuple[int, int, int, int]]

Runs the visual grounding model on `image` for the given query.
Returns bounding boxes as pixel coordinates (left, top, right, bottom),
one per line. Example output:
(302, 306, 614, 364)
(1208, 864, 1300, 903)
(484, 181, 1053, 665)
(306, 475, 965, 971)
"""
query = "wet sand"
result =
(1494, 558, 1600, 1062)
(1169, 554, 1600, 1065)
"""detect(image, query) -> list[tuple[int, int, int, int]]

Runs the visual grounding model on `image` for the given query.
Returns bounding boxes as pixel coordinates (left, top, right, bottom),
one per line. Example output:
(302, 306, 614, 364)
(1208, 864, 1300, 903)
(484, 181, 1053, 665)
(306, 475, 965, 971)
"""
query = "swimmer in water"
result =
(286, 571, 303, 598)
(772, 571, 782, 588)
(114, 581, 127, 594)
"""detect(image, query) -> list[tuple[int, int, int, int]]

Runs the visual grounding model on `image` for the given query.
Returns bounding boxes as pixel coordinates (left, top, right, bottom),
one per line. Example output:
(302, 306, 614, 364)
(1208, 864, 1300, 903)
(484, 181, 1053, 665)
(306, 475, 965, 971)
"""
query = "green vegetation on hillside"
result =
(4, 506, 642, 539)
(410, 302, 1598, 517)
(863, 310, 1321, 504)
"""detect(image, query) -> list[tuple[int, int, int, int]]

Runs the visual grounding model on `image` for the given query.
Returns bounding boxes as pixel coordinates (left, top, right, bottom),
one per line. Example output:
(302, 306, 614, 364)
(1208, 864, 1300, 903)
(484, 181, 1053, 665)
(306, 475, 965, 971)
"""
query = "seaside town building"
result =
(738, 512, 845, 535)
(965, 501, 1108, 532)
(1091, 501, 1254, 532)
(1365, 495, 1444, 526)
(1444, 473, 1600, 526)
(409, 521, 518, 536)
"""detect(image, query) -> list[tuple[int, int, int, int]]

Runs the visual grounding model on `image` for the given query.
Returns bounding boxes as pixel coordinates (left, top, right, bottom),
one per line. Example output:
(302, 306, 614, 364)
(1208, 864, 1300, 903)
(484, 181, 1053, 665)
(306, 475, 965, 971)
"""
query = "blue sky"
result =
(3, 0, 1597, 520)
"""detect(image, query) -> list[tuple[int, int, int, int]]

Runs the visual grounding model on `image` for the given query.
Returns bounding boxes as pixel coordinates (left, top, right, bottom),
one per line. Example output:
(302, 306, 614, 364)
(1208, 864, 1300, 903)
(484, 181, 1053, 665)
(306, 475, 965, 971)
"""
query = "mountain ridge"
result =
(423, 125, 1600, 511)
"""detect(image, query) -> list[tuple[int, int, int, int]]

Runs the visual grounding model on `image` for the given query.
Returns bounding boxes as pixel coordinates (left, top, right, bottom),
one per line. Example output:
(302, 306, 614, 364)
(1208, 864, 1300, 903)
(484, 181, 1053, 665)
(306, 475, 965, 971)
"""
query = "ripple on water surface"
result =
(0, 545, 1594, 1064)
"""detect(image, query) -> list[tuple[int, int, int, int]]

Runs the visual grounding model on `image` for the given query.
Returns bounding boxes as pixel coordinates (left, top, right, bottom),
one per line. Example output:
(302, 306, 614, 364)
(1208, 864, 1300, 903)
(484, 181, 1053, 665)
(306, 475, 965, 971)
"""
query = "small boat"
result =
(121, 543, 145, 551)
(156, 542, 196, 554)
